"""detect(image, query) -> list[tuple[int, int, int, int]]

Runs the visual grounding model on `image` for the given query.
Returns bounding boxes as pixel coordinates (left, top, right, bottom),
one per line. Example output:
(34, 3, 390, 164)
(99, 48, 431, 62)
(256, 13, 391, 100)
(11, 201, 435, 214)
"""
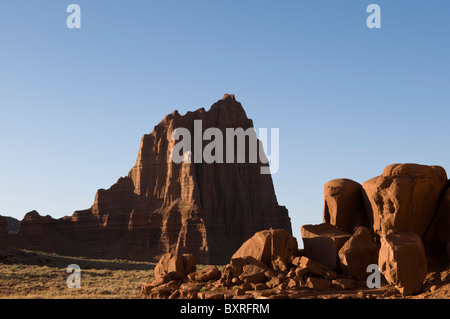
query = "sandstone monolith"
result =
(8, 95, 292, 264)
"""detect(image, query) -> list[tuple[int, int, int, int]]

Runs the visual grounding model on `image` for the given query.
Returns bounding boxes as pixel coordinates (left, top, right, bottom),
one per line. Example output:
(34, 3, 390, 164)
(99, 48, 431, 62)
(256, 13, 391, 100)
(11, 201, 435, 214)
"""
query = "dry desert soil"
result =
(0, 249, 449, 299)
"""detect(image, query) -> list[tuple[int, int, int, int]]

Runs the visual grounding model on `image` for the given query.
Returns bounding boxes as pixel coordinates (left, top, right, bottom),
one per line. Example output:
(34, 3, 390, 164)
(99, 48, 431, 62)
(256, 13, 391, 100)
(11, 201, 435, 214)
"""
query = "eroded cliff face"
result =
(9, 94, 291, 264)
(0, 216, 8, 249)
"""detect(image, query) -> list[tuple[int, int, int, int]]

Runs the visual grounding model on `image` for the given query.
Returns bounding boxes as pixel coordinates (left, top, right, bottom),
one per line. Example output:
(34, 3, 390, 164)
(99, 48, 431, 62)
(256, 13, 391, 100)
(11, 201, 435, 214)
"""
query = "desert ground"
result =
(0, 249, 448, 299)
(0, 249, 155, 299)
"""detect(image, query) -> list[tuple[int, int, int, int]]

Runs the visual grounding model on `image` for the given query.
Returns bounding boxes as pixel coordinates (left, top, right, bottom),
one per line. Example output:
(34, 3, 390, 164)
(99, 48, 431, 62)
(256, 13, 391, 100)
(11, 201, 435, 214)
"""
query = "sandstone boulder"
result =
(141, 282, 154, 295)
(219, 256, 269, 286)
(236, 256, 266, 273)
(270, 256, 287, 272)
(362, 163, 447, 238)
(181, 254, 197, 276)
(153, 274, 173, 286)
(143, 281, 180, 299)
(271, 229, 298, 270)
(232, 230, 271, 265)
(187, 265, 221, 282)
(298, 256, 337, 279)
(238, 264, 267, 284)
(332, 278, 356, 290)
(252, 283, 268, 290)
(266, 276, 283, 289)
(306, 277, 331, 291)
(154, 253, 184, 281)
(178, 282, 204, 299)
(154, 253, 196, 282)
(294, 267, 308, 278)
(239, 282, 253, 292)
(338, 226, 379, 280)
(323, 179, 368, 233)
(287, 278, 299, 289)
(290, 256, 301, 268)
(228, 258, 249, 278)
(301, 223, 351, 270)
(379, 231, 427, 295)
(232, 229, 298, 268)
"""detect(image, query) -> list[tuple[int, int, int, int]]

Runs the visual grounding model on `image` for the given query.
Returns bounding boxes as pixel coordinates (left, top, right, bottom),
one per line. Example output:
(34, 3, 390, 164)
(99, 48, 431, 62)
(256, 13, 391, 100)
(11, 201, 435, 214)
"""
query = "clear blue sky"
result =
(1, 1, 449, 241)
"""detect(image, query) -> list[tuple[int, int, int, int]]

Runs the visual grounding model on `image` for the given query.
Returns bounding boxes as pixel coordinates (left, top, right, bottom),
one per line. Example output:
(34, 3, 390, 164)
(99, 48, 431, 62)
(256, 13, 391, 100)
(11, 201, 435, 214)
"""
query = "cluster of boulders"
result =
(318, 163, 449, 295)
(142, 229, 370, 299)
(142, 163, 450, 298)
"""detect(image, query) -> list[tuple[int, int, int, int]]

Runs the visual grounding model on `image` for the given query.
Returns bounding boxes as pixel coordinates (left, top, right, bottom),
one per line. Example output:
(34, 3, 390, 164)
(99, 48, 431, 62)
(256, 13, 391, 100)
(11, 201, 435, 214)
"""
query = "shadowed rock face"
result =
(323, 179, 368, 233)
(426, 183, 450, 247)
(0, 216, 7, 249)
(9, 95, 291, 264)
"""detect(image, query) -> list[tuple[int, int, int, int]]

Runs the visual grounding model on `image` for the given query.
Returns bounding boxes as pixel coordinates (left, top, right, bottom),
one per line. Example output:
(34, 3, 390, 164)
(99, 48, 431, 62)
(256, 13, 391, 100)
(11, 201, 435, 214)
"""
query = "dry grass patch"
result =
(0, 249, 224, 299)
(0, 250, 156, 299)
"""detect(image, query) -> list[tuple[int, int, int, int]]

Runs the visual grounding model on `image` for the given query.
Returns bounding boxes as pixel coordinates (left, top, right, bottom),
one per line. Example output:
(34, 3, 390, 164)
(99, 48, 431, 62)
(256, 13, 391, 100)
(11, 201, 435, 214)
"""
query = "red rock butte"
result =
(5, 94, 292, 264)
